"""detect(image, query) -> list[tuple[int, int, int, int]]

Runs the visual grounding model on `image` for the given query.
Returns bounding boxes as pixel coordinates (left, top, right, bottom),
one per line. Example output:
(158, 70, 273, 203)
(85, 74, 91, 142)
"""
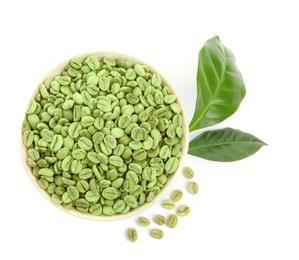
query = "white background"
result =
(0, 0, 298, 259)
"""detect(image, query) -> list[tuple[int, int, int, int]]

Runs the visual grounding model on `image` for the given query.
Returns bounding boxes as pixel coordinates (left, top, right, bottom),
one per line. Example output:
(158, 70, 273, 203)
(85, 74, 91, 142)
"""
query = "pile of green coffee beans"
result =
(127, 166, 198, 242)
(22, 55, 184, 216)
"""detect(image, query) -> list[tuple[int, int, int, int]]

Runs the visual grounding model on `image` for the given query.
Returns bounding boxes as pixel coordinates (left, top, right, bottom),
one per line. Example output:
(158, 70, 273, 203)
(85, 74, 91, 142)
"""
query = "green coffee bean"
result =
(177, 205, 191, 217)
(125, 68, 136, 80)
(165, 157, 179, 174)
(100, 142, 112, 155)
(27, 158, 36, 168)
(27, 148, 40, 161)
(85, 191, 100, 203)
(26, 100, 38, 114)
(122, 179, 134, 192)
(118, 135, 131, 146)
(68, 122, 82, 138)
(163, 199, 175, 210)
(128, 163, 142, 175)
(137, 216, 150, 227)
(51, 194, 62, 204)
(159, 145, 171, 160)
(55, 186, 65, 196)
(78, 137, 93, 150)
(89, 204, 102, 216)
(166, 124, 176, 139)
(67, 186, 79, 201)
(111, 178, 123, 189)
(146, 191, 155, 202)
(22, 118, 31, 134)
(131, 127, 147, 141)
(187, 181, 199, 194)
(171, 143, 182, 157)
(70, 58, 82, 69)
(62, 192, 72, 203)
(98, 179, 111, 188)
(72, 149, 86, 160)
(38, 168, 54, 177)
(88, 178, 98, 193)
(122, 104, 134, 116)
(125, 93, 139, 105)
(102, 187, 118, 200)
(36, 159, 49, 168)
(87, 75, 99, 85)
(124, 195, 138, 208)
(103, 199, 114, 207)
(22, 131, 34, 147)
(102, 205, 115, 216)
(75, 198, 90, 210)
(76, 180, 89, 193)
(142, 167, 156, 181)
(129, 140, 142, 150)
(73, 105, 81, 122)
(151, 73, 162, 87)
(57, 75, 71, 86)
(134, 64, 146, 77)
(85, 56, 100, 70)
(40, 129, 54, 142)
(116, 59, 133, 69)
(103, 57, 116, 66)
(132, 149, 146, 161)
(164, 94, 176, 104)
(62, 177, 75, 186)
(104, 135, 117, 149)
(130, 185, 143, 197)
(166, 214, 178, 228)
(153, 215, 166, 226)
(113, 199, 126, 213)
(106, 169, 118, 181)
(170, 103, 181, 114)
(79, 168, 93, 180)
(113, 144, 125, 156)
(108, 155, 123, 167)
(61, 156, 73, 171)
(50, 135, 63, 152)
(37, 140, 48, 150)
(125, 170, 138, 183)
(183, 167, 194, 179)
(127, 228, 138, 242)
(118, 114, 131, 128)
(62, 100, 74, 110)
(97, 97, 112, 112)
(87, 152, 101, 163)
(56, 147, 69, 160)
(27, 114, 40, 129)
(150, 229, 164, 239)
(138, 193, 146, 205)
(171, 189, 183, 202)
(37, 179, 49, 189)
(92, 132, 104, 144)
(176, 127, 183, 138)
(81, 116, 94, 127)
(73, 92, 83, 104)
(111, 127, 124, 138)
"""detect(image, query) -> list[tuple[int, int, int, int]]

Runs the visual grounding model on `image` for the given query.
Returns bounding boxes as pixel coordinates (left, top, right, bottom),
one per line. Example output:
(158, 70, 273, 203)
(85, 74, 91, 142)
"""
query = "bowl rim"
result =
(20, 51, 189, 221)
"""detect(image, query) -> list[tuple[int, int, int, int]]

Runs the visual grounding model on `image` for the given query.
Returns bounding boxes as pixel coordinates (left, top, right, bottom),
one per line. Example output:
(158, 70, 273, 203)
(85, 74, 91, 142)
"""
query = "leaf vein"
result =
(189, 140, 264, 151)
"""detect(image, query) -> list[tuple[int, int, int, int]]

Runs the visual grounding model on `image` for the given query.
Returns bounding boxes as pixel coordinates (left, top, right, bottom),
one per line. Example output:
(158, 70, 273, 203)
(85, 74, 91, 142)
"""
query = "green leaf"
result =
(189, 36, 246, 131)
(188, 128, 267, 162)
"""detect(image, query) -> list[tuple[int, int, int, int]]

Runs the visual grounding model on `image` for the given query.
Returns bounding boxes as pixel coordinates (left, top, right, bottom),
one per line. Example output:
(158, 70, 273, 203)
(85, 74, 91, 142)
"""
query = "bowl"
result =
(21, 51, 188, 220)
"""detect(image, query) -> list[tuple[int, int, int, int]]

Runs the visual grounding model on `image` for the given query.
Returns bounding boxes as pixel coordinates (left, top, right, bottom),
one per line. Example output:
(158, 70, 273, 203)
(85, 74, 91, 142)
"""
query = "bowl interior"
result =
(21, 51, 189, 221)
